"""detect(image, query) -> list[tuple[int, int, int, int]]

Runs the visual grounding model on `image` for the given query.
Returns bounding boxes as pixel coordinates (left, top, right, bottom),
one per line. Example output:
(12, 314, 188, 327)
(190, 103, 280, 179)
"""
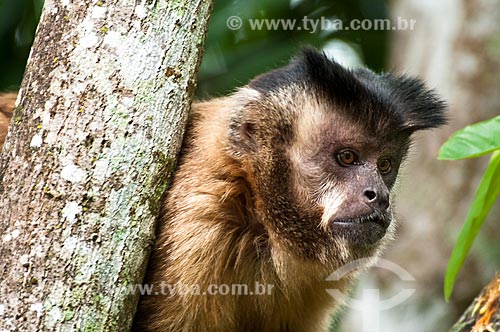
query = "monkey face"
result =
(288, 109, 410, 250)
(230, 104, 407, 264)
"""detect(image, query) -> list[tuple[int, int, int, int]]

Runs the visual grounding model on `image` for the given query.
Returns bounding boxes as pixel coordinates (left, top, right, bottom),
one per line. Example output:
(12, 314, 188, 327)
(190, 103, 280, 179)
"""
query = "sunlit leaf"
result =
(438, 116, 500, 160)
(444, 151, 500, 300)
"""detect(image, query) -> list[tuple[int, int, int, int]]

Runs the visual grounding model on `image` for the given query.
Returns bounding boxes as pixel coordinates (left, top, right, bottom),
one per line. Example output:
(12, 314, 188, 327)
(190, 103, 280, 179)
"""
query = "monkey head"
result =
(226, 48, 446, 271)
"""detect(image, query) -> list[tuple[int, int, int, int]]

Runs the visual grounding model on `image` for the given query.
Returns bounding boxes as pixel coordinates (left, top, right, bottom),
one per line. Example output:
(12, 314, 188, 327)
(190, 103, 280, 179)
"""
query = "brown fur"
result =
(0, 92, 16, 148)
(132, 88, 379, 332)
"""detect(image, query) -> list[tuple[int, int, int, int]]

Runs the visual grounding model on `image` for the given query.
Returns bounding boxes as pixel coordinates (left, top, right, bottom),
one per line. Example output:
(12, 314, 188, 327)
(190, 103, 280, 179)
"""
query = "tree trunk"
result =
(449, 273, 500, 332)
(387, 0, 500, 327)
(0, 1, 212, 331)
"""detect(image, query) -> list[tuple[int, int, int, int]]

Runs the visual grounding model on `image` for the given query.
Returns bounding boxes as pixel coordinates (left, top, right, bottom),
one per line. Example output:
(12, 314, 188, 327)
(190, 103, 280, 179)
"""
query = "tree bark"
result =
(449, 273, 500, 332)
(0, 0, 212, 331)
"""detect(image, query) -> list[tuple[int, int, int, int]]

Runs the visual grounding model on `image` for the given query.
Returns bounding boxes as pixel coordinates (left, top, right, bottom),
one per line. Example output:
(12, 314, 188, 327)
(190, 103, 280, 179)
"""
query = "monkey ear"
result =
(228, 118, 258, 157)
(385, 75, 448, 132)
(227, 89, 261, 158)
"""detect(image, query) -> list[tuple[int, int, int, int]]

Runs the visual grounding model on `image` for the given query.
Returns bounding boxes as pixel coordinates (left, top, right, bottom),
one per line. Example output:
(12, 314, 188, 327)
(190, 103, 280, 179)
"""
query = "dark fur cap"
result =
(249, 48, 447, 135)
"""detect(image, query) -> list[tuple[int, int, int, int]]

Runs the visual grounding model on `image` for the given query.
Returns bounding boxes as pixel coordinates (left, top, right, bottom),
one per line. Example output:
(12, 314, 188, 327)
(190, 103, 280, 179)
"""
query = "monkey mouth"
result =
(331, 211, 390, 228)
(329, 211, 391, 245)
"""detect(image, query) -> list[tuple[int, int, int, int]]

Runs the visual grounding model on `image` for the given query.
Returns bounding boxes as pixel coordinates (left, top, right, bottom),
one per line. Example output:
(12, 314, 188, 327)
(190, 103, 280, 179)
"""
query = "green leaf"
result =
(444, 150, 500, 300)
(438, 116, 500, 160)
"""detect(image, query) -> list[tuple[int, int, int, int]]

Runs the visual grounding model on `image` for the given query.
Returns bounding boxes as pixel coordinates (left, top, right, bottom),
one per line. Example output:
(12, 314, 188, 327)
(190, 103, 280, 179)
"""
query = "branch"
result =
(449, 273, 500, 332)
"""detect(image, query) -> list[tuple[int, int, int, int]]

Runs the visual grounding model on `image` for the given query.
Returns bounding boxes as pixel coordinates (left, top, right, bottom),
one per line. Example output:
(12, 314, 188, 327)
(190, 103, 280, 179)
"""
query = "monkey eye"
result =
(336, 149, 359, 166)
(377, 158, 392, 174)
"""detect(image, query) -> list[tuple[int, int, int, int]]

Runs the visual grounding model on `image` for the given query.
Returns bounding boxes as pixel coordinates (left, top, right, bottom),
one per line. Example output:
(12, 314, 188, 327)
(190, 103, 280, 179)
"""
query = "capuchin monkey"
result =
(0, 48, 446, 332)
(131, 48, 446, 332)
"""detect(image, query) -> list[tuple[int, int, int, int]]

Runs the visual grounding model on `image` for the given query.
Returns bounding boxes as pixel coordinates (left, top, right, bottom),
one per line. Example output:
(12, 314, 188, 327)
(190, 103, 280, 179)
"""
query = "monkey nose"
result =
(363, 188, 390, 211)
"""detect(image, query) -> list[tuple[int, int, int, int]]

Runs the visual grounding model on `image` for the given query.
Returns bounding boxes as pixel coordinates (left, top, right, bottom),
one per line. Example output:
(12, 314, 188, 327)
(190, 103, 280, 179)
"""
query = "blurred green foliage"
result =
(0, 0, 389, 96)
(0, 0, 43, 91)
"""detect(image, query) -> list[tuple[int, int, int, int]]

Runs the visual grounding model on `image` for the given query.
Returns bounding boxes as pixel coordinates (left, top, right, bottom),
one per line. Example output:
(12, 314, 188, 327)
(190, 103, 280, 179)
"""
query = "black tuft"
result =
(380, 74, 448, 132)
(249, 47, 447, 135)
(298, 47, 368, 106)
(249, 47, 367, 106)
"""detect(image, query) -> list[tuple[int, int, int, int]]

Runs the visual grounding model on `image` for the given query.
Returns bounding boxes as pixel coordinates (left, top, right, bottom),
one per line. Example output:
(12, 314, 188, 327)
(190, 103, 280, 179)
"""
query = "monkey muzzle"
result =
(328, 210, 391, 246)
